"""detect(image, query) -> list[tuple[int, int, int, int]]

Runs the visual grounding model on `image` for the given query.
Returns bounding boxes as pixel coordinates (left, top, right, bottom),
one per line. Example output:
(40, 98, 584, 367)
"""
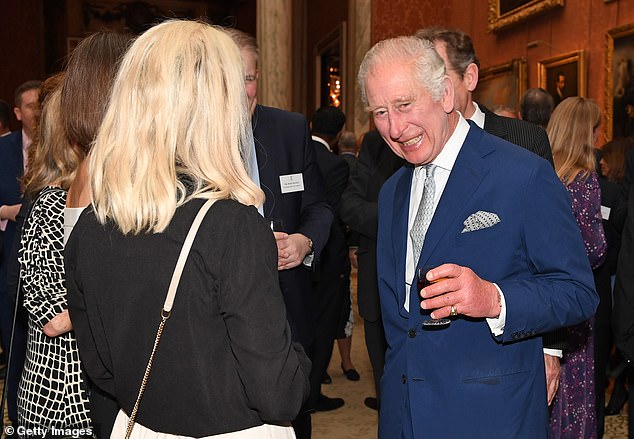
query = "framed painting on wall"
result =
(606, 23, 634, 140)
(487, 0, 564, 32)
(473, 58, 527, 115)
(537, 50, 586, 108)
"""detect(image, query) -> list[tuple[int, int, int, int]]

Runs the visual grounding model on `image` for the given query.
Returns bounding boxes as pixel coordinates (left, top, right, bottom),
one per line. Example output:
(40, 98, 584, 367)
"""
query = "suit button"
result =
(402, 374, 407, 384)
(408, 329, 416, 338)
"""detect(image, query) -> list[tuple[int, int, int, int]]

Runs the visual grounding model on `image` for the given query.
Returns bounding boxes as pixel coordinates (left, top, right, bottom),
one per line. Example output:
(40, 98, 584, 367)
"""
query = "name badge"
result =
(601, 205, 611, 221)
(280, 173, 305, 193)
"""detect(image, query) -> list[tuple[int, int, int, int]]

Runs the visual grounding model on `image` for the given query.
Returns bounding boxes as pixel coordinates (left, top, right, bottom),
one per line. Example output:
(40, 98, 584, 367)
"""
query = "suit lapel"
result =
(418, 125, 492, 268)
(392, 168, 413, 318)
(252, 106, 277, 217)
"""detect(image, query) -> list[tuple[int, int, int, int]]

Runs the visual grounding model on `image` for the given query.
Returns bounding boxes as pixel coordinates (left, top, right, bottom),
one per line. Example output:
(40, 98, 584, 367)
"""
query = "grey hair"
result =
(358, 36, 446, 107)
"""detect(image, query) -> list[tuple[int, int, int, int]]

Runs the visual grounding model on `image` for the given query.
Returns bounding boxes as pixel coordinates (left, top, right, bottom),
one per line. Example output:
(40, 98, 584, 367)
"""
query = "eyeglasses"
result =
(245, 74, 257, 83)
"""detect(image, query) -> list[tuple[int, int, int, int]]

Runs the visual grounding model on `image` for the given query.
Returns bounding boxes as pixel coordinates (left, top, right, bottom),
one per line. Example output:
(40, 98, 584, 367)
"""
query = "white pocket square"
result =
(461, 211, 501, 233)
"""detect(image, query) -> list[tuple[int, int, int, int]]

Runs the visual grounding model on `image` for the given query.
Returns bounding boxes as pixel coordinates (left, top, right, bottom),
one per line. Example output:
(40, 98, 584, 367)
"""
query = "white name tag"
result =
(279, 173, 305, 194)
(601, 205, 611, 221)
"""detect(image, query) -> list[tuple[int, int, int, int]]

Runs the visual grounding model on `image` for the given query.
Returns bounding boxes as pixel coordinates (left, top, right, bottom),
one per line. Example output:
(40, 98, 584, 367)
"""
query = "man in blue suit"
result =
(227, 28, 333, 439)
(360, 36, 598, 437)
(0, 80, 41, 426)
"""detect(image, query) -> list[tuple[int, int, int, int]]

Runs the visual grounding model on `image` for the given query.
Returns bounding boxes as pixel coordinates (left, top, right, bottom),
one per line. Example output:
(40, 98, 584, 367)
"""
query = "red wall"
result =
(0, 1, 45, 129)
(372, 0, 634, 145)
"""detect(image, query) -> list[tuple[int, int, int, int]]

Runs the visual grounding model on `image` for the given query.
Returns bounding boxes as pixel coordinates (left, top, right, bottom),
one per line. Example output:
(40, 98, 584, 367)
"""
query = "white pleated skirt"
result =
(111, 410, 296, 439)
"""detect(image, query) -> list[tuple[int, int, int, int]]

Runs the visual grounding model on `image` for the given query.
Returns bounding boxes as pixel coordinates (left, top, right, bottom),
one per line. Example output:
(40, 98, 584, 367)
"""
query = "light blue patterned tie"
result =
(410, 163, 437, 259)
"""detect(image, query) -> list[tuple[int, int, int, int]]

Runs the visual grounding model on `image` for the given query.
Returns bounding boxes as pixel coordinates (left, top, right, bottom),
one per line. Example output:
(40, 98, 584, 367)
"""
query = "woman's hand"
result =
(43, 309, 73, 337)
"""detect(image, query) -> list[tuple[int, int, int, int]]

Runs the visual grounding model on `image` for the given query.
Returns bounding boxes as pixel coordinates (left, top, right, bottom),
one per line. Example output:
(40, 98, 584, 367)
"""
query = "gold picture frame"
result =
(488, 0, 564, 33)
(473, 58, 527, 114)
(537, 50, 586, 107)
(605, 23, 634, 141)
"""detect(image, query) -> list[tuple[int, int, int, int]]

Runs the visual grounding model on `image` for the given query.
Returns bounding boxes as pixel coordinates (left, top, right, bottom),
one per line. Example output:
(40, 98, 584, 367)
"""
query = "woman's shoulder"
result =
(30, 186, 67, 217)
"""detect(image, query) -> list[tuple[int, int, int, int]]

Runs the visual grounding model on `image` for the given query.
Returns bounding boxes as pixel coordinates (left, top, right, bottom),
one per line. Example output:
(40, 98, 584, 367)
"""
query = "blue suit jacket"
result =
(376, 122, 598, 438)
(0, 130, 23, 284)
(252, 105, 333, 348)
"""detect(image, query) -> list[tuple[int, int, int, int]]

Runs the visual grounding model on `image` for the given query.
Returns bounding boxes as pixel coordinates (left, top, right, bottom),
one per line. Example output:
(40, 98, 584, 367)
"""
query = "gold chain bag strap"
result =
(125, 199, 216, 439)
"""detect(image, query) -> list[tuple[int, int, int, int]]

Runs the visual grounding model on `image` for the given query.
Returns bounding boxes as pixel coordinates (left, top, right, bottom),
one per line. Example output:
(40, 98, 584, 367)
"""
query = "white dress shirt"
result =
(404, 114, 506, 336)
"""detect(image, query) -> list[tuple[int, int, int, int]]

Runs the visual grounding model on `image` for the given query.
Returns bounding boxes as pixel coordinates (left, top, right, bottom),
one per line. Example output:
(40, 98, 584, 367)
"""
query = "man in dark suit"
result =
(612, 149, 634, 436)
(308, 106, 349, 412)
(228, 29, 333, 439)
(416, 27, 568, 405)
(361, 35, 597, 438)
(0, 80, 41, 426)
(340, 131, 403, 411)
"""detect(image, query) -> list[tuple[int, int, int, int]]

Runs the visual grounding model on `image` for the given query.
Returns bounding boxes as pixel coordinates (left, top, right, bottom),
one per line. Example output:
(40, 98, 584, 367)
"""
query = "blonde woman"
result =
(547, 97, 607, 438)
(65, 20, 310, 438)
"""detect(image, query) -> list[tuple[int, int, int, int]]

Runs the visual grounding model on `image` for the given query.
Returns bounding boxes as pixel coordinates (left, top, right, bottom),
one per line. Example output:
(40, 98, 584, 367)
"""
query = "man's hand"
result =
(0, 203, 21, 222)
(544, 354, 561, 406)
(274, 232, 312, 270)
(420, 263, 500, 319)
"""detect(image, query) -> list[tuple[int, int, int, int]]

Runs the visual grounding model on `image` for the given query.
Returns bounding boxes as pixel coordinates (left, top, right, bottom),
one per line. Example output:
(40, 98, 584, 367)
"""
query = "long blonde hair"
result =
(547, 96, 601, 185)
(90, 20, 263, 234)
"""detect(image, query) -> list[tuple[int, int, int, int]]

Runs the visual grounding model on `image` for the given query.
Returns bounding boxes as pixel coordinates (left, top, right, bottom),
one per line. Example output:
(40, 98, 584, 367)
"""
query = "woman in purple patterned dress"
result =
(547, 97, 607, 438)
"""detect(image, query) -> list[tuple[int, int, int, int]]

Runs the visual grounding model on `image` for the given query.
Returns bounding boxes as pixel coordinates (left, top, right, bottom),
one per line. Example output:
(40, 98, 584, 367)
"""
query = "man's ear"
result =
(442, 76, 455, 114)
(13, 106, 22, 122)
(463, 63, 479, 93)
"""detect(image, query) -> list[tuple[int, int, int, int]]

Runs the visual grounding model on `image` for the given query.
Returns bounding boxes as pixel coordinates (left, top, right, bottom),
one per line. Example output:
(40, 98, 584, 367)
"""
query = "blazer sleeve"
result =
(612, 177, 634, 361)
(295, 119, 333, 258)
(217, 207, 310, 421)
(20, 192, 67, 329)
(66, 215, 116, 396)
(497, 161, 599, 342)
(340, 134, 382, 239)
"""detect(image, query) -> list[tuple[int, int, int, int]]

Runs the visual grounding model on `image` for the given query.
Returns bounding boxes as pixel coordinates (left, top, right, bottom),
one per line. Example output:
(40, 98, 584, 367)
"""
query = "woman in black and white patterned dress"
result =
(16, 77, 92, 433)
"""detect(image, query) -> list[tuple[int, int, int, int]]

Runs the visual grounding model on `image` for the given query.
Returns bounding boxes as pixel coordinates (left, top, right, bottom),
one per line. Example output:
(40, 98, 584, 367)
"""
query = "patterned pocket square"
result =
(461, 211, 501, 233)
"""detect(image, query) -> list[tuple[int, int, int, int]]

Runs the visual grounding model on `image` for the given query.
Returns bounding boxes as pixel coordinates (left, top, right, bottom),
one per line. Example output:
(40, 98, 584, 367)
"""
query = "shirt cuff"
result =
(486, 283, 506, 336)
(302, 252, 315, 267)
(543, 348, 563, 358)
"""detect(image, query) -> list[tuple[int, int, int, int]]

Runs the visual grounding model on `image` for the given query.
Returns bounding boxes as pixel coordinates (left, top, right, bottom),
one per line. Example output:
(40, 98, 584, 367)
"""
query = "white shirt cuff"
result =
(302, 252, 314, 267)
(543, 348, 563, 358)
(486, 283, 506, 336)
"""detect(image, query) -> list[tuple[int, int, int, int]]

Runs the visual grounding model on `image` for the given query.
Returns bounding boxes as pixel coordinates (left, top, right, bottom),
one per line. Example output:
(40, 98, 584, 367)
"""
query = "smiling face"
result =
(365, 60, 457, 166)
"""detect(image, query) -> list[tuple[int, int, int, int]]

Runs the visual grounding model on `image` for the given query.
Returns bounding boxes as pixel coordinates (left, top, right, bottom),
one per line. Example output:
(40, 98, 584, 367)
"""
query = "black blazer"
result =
(481, 105, 554, 166)
(340, 130, 404, 322)
(252, 105, 333, 347)
(312, 139, 350, 282)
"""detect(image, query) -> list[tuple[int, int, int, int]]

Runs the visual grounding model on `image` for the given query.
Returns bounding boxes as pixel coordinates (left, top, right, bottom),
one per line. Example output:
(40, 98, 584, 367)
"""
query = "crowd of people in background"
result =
(0, 18, 633, 439)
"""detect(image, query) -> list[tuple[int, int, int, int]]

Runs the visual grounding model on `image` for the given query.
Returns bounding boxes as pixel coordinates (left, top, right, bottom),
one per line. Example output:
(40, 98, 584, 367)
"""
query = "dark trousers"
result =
(364, 316, 387, 405)
(594, 266, 613, 438)
(86, 378, 119, 439)
(0, 291, 27, 423)
(306, 273, 347, 409)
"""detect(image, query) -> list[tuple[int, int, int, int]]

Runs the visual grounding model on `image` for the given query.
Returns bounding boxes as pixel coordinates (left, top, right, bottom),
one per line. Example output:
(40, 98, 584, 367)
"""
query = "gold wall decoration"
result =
(537, 50, 586, 109)
(487, 0, 564, 33)
(473, 58, 527, 114)
(605, 23, 634, 141)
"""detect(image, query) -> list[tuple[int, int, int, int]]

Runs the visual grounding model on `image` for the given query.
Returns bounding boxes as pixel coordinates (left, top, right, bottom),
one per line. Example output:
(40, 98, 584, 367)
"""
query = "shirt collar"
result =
(22, 128, 32, 149)
(312, 135, 331, 152)
(416, 113, 470, 175)
(469, 102, 485, 129)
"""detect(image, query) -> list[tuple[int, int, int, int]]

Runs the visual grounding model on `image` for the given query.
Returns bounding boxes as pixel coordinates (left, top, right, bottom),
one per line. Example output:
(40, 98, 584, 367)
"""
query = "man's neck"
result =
(462, 100, 476, 120)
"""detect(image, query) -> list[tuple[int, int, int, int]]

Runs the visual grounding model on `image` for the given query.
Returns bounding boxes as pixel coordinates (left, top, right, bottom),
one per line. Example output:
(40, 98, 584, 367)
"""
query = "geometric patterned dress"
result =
(17, 186, 92, 429)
